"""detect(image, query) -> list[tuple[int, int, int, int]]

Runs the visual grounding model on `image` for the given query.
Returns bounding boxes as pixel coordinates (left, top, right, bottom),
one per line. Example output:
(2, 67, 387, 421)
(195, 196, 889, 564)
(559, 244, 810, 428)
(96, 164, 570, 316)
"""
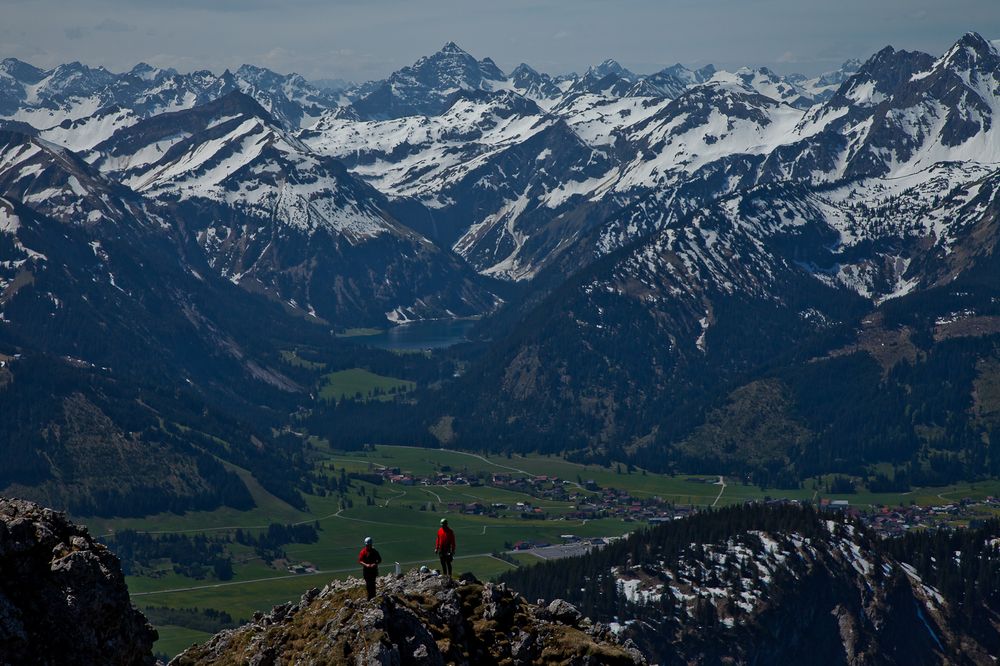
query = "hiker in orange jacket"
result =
(358, 536, 382, 600)
(435, 518, 456, 578)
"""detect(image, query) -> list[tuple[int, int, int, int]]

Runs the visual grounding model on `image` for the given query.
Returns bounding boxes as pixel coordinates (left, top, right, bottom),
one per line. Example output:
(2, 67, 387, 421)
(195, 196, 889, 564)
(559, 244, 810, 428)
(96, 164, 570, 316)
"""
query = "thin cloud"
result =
(95, 18, 136, 33)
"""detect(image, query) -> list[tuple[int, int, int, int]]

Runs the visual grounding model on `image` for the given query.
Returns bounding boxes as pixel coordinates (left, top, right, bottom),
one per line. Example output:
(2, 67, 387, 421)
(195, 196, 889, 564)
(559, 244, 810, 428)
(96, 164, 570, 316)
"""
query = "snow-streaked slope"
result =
(722, 67, 814, 108)
(795, 58, 863, 101)
(303, 91, 553, 203)
(304, 89, 620, 279)
(93, 92, 392, 239)
(86, 92, 500, 324)
(608, 159, 1000, 310)
(776, 34, 1000, 184)
(0, 129, 154, 227)
(551, 92, 671, 147)
(0, 197, 47, 272)
(234, 64, 341, 129)
(0, 58, 340, 136)
(613, 79, 806, 192)
(639, 63, 717, 99)
(509, 63, 563, 107)
(37, 106, 140, 152)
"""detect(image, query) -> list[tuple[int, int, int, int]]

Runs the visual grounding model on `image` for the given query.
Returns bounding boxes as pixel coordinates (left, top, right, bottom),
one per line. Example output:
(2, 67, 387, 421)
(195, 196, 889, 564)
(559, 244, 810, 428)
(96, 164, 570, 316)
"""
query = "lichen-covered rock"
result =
(0, 497, 157, 665)
(172, 570, 646, 666)
(545, 599, 583, 627)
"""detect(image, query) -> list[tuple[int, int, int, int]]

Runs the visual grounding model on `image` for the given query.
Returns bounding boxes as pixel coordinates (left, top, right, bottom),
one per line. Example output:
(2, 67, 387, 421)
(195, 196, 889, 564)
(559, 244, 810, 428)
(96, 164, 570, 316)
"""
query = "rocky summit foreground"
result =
(171, 570, 646, 666)
(0, 497, 157, 665)
(0, 495, 640, 666)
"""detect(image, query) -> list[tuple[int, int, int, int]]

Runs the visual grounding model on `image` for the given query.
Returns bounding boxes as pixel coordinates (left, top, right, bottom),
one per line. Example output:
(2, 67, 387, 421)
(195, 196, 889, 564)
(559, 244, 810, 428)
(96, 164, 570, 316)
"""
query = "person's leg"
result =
(365, 573, 376, 599)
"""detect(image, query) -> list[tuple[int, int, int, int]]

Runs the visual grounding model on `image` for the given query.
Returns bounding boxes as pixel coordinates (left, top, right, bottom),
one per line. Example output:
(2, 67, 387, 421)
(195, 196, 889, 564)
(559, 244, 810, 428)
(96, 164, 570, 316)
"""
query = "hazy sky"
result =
(2, 0, 998, 83)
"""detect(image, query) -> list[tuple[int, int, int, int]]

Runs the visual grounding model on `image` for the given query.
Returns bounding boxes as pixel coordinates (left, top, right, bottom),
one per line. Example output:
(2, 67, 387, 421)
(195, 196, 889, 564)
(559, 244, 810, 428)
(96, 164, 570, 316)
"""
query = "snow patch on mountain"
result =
(304, 93, 553, 201)
(0, 198, 46, 265)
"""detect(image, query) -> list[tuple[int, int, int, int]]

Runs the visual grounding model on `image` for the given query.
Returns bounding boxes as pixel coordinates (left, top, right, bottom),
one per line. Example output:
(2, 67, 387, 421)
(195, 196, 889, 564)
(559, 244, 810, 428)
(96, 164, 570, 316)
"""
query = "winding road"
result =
(712, 475, 726, 507)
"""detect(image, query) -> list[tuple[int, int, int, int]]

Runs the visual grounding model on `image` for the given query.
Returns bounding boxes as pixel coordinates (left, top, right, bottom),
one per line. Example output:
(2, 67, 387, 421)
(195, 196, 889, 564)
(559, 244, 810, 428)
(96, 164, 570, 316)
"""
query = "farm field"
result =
(317, 368, 415, 402)
(85, 444, 1000, 658)
(334, 328, 383, 338)
(278, 350, 326, 370)
(152, 626, 214, 661)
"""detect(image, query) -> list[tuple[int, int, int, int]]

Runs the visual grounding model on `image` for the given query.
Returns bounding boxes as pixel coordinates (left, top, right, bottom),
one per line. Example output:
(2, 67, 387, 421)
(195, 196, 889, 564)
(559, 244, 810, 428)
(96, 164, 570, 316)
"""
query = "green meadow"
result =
(317, 368, 415, 402)
(84, 444, 1000, 658)
(334, 328, 384, 338)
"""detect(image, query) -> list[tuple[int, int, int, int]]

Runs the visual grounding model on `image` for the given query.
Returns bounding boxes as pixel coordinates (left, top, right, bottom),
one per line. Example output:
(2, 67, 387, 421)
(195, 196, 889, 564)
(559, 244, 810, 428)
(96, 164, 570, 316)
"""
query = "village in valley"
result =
(370, 457, 1000, 548)
(378, 464, 695, 522)
(825, 495, 1000, 537)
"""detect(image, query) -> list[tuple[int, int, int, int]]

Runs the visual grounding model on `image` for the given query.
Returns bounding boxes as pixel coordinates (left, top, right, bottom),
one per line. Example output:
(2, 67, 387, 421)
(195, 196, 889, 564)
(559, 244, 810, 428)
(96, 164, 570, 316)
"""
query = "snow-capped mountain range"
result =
(1, 32, 998, 330)
(298, 33, 997, 289)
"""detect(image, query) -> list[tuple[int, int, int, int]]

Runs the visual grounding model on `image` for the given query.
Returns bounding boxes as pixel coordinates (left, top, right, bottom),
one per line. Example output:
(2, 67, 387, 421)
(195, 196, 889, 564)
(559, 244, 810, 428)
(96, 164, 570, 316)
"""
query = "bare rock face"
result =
(544, 599, 583, 627)
(0, 497, 156, 665)
(172, 571, 646, 666)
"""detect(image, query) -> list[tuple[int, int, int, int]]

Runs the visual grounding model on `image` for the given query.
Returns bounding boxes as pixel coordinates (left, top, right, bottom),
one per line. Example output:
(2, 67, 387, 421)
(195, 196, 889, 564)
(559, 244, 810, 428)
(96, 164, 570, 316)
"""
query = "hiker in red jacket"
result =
(435, 518, 456, 578)
(358, 536, 382, 600)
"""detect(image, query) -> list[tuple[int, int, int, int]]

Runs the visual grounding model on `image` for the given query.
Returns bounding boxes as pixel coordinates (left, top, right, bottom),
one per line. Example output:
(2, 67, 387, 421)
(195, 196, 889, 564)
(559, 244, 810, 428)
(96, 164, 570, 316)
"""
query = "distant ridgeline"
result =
(501, 504, 1000, 664)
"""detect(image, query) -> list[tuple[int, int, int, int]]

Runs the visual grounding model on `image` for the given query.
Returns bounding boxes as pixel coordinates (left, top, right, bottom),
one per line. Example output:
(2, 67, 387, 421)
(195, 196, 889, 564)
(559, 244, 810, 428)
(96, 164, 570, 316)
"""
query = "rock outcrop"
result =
(0, 497, 157, 665)
(171, 571, 646, 665)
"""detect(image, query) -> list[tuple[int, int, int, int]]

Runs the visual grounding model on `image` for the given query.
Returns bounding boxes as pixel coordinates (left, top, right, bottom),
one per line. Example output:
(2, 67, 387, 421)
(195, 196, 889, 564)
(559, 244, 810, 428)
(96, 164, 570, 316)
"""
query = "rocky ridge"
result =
(171, 570, 646, 666)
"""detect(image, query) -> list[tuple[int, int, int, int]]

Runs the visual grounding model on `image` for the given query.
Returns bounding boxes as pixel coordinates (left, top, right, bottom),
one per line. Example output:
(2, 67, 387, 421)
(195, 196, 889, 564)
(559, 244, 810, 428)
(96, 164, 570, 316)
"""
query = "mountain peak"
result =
(868, 45, 896, 64)
(208, 89, 274, 121)
(0, 57, 46, 83)
(236, 63, 269, 76)
(439, 41, 468, 55)
(588, 58, 634, 80)
(940, 30, 1000, 68)
(234, 63, 299, 88)
(697, 64, 717, 76)
(956, 31, 991, 50)
(848, 44, 934, 91)
(658, 63, 690, 76)
(127, 62, 173, 82)
(52, 60, 85, 74)
(512, 62, 539, 76)
(0, 57, 30, 69)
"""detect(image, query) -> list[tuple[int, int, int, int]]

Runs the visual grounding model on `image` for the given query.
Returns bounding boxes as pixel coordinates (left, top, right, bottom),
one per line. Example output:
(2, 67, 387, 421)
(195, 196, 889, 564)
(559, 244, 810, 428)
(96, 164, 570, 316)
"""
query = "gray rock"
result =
(172, 569, 645, 665)
(0, 496, 156, 665)
(546, 598, 583, 626)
